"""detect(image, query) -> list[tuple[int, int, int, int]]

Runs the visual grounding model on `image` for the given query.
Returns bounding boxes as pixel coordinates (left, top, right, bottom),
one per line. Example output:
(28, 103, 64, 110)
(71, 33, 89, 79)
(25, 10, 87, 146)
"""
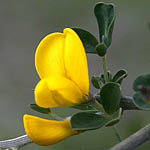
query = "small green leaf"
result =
(94, 2, 115, 48)
(91, 76, 101, 89)
(71, 112, 108, 130)
(133, 73, 150, 91)
(30, 104, 51, 114)
(71, 103, 95, 111)
(106, 108, 122, 127)
(72, 28, 98, 53)
(112, 69, 128, 84)
(133, 74, 150, 110)
(100, 74, 105, 84)
(133, 92, 150, 110)
(108, 71, 113, 81)
(100, 71, 112, 83)
(100, 82, 121, 115)
(96, 43, 107, 56)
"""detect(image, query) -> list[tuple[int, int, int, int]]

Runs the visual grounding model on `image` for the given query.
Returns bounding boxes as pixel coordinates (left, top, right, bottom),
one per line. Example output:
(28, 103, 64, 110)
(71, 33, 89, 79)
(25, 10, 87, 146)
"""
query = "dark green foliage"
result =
(30, 104, 51, 114)
(133, 73, 150, 110)
(96, 43, 107, 56)
(112, 69, 128, 84)
(72, 28, 98, 53)
(100, 82, 121, 115)
(105, 108, 122, 126)
(133, 73, 150, 91)
(91, 76, 101, 89)
(71, 112, 108, 130)
(94, 2, 115, 48)
(100, 71, 112, 83)
(133, 92, 150, 110)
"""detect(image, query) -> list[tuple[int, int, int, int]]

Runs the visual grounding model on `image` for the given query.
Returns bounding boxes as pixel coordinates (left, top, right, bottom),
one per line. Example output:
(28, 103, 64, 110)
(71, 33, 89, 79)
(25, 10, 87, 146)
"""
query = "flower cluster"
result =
(23, 28, 89, 146)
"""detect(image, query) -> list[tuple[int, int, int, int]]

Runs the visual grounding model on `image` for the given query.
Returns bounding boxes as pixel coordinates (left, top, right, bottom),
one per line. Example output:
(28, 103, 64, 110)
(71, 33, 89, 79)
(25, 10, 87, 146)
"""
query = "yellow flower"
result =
(24, 115, 78, 146)
(23, 28, 89, 146)
(35, 28, 89, 108)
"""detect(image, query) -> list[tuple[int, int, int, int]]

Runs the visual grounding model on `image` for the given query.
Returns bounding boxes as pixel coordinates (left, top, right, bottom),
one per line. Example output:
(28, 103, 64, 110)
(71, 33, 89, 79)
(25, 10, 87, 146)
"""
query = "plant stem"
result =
(0, 135, 32, 149)
(113, 126, 122, 142)
(110, 124, 150, 150)
(102, 56, 109, 82)
(49, 113, 64, 121)
(91, 100, 105, 112)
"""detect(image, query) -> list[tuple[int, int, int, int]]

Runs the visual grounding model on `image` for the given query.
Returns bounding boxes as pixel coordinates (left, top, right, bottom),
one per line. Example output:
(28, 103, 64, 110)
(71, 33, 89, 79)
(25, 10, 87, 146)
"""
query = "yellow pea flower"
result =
(23, 28, 89, 146)
(24, 115, 78, 146)
(34, 28, 89, 108)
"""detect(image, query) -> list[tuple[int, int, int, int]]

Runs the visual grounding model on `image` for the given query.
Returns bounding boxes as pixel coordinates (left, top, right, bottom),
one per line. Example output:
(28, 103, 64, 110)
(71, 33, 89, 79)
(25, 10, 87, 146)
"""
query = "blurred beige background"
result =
(0, 0, 150, 149)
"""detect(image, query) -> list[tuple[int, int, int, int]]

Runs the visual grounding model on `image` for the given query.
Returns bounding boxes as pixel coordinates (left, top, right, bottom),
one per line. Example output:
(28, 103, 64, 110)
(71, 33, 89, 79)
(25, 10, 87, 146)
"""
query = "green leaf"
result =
(100, 82, 121, 115)
(133, 73, 150, 91)
(100, 74, 105, 84)
(106, 108, 122, 127)
(112, 69, 128, 84)
(72, 28, 98, 53)
(133, 74, 150, 110)
(91, 76, 101, 89)
(133, 92, 150, 110)
(100, 71, 112, 83)
(30, 104, 51, 114)
(96, 43, 107, 56)
(94, 2, 115, 48)
(71, 112, 108, 130)
(71, 103, 95, 111)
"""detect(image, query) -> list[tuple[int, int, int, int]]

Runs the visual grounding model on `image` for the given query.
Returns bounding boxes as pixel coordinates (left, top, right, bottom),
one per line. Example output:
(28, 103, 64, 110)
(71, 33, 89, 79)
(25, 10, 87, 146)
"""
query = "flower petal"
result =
(35, 76, 88, 108)
(35, 28, 89, 96)
(64, 28, 89, 96)
(23, 115, 78, 146)
(34, 79, 58, 108)
(35, 33, 66, 79)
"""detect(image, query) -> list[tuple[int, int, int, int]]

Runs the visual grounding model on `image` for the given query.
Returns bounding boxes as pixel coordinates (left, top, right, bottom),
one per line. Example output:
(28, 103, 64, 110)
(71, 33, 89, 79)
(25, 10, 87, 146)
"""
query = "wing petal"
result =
(24, 115, 78, 146)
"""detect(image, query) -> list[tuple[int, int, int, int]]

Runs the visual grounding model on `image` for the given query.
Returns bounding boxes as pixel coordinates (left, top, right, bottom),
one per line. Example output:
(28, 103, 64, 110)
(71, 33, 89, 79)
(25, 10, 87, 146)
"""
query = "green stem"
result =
(113, 126, 122, 142)
(102, 55, 109, 83)
(91, 100, 105, 112)
(49, 112, 64, 121)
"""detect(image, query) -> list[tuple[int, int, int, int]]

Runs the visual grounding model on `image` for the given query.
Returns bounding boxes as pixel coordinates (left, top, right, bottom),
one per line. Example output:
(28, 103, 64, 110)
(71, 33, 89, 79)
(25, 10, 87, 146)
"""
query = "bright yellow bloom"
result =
(24, 115, 78, 146)
(23, 28, 89, 146)
(34, 28, 89, 108)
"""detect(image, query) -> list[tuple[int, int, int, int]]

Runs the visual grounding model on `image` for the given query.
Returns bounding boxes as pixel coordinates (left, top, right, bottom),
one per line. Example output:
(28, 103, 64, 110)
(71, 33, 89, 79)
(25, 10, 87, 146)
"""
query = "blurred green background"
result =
(0, 0, 150, 149)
